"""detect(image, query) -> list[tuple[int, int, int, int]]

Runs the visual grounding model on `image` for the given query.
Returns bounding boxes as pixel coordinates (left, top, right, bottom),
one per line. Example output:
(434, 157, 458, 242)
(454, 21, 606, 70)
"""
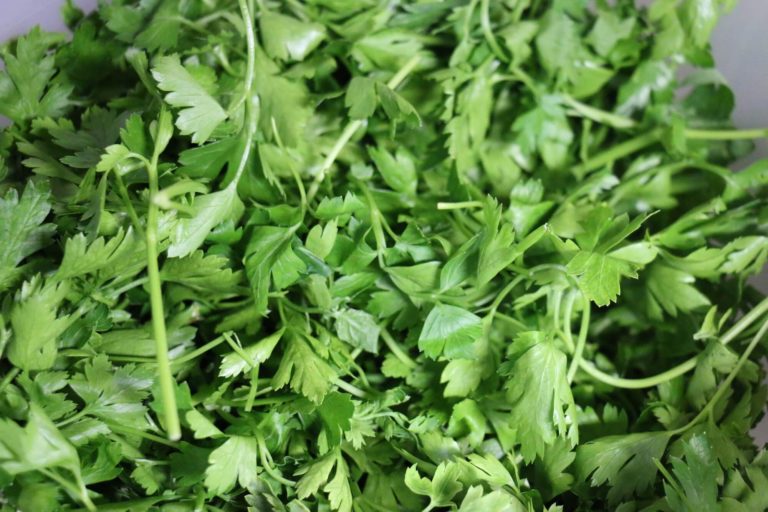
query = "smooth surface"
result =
(2, 0, 767, 443)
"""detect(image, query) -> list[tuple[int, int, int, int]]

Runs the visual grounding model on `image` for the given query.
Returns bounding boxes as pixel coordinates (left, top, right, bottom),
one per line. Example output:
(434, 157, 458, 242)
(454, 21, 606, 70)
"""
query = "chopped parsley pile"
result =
(2, 0, 768, 510)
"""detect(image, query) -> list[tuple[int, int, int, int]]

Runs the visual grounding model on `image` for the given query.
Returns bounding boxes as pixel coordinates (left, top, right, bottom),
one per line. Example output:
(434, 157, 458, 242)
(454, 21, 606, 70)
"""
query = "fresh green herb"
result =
(1, 0, 767, 510)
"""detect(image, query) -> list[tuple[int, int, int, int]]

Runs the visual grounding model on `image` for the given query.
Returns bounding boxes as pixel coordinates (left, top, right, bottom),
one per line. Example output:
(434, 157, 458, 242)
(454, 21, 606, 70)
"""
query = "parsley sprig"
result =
(1, 0, 767, 510)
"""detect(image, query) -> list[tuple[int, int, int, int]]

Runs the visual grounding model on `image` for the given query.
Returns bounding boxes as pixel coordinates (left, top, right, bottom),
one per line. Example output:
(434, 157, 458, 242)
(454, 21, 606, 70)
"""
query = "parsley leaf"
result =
(0, 181, 55, 290)
(152, 55, 228, 144)
(0, 28, 71, 123)
(504, 333, 578, 462)
(418, 304, 483, 360)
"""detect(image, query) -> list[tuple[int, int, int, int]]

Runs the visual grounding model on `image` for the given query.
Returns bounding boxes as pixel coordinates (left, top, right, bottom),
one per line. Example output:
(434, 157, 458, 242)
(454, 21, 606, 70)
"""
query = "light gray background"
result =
(2, 0, 767, 443)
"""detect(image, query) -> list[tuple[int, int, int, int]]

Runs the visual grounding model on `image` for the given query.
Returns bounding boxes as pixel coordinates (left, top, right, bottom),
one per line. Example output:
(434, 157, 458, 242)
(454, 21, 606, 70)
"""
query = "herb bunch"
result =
(1, 0, 768, 510)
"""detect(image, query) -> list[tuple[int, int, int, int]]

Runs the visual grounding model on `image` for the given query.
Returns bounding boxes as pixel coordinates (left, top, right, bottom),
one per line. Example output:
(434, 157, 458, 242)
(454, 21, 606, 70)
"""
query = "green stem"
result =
(552, 287, 563, 335)
(256, 434, 296, 486)
(436, 200, 484, 210)
(39, 468, 95, 511)
(306, 120, 362, 203)
(673, 316, 768, 435)
(55, 406, 91, 428)
(113, 172, 144, 237)
(559, 290, 575, 354)
(359, 185, 388, 265)
(225, 0, 258, 190)
(653, 459, 686, 498)
(684, 127, 768, 140)
(171, 334, 228, 366)
(242, 395, 294, 407)
(223, 332, 256, 368)
(485, 275, 525, 324)
(333, 377, 369, 399)
(105, 421, 179, 448)
(567, 295, 590, 383)
(0, 367, 19, 394)
(579, 355, 698, 390)
(245, 364, 260, 412)
(306, 54, 421, 203)
(381, 327, 417, 369)
(563, 96, 637, 129)
(494, 312, 529, 331)
(391, 446, 437, 474)
(480, 0, 507, 61)
(145, 119, 180, 441)
(572, 128, 662, 177)
(578, 297, 768, 389)
(720, 296, 768, 345)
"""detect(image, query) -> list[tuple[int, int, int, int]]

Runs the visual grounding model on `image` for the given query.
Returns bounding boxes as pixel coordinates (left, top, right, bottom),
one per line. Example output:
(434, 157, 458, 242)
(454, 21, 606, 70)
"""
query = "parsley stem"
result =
(55, 406, 91, 428)
(573, 126, 768, 178)
(306, 54, 421, 203)
(578, 355, 697, 389)
(674, 316, 768, 435)
(0, 367, 19, 395)
(485, 275, 525, 323)
(684, 127, 768, 140)
(494, 312, 529, 331)
(381, 327, 417, 369)
(245, 364, 260, 412)
(223, 331, 256, 368)
(39, 468, 95, 512)
(229, 0, 257, 188)
(578, 296, 768, 389)
(552, 287, 563, 335)
(480, 0, 507, 61)
(436, 200, 483, 210)
(106, 421, 179, 448)
(256, 434, 295, 486)
(333, 377, 368, 399)
(240, 395, 293, 407)
(571, 128, 663, 177)
(652, 459, 685, 497)
(113, 172, 144, 237)
(567, 295, 590, 383)
(307, 120, 362, 203)
(170, 333, 228, 366)
(720, 296, 768, 345)
(559, 291, 576, 354)
(392, 446, 437, 474)
(146, 127, 181, 441)
(563, 96, 637, 129)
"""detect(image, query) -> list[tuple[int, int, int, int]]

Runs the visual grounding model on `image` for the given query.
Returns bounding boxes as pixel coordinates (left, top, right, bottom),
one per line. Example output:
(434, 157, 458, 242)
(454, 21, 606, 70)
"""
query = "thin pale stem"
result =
(229, 0, 257, 187)
(684, 127, 768, 140)
(0, 367, 19, 394)
(480, 0, 506, 61)
(39, 468, 95, 512)
(673, 316, 768, 435)
(567, 295, 590, 382)
(245, 364, 260, 412)
(113, 172, 144, 237)
(560, 291, 576, 354)
(171, 334, 229, 366)
(437, 200, 484, 210)
(579, 355, 697, 390)
(306, 54, 421, 203)
(145, 111, 180, 440)
(381, 327, 417, 369)
(579, 297, 768, 389)
(333, 377, 369, 399)
(105, 421, 179, 448)
(572, 128, 662, 177)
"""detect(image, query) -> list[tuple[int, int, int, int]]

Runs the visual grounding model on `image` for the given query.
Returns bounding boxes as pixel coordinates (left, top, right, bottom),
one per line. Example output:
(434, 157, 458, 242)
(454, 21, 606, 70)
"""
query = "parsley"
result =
(1, 0, 767, 510)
